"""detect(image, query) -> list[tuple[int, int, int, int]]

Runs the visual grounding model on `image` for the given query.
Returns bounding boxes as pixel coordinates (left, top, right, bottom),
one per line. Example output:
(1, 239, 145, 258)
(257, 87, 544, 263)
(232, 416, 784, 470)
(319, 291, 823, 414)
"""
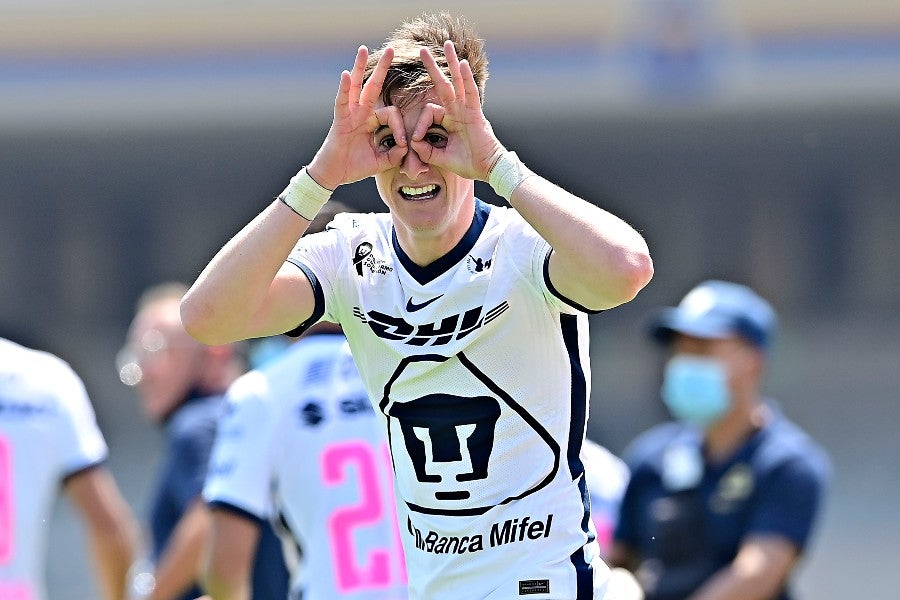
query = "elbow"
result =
(614, 248, 654, 304)
(629, 249, 655, 297)
(180, 292, 228, 346)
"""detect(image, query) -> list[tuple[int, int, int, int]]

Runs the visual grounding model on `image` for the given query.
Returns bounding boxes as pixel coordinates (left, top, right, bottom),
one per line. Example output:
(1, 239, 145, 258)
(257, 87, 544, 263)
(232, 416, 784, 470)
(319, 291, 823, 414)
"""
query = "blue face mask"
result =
(661, 355, 731, 427)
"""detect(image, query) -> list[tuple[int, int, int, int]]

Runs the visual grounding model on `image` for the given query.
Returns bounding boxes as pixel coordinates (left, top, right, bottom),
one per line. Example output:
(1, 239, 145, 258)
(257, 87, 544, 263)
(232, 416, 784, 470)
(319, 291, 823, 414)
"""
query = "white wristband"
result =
(488, 151, 535, 201)
(277, 167, 333, 220)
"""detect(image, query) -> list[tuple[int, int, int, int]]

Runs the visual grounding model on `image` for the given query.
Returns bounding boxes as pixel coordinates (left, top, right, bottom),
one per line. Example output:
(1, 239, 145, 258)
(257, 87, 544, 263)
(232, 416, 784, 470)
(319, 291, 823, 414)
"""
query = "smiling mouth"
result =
(399, 184, 440, 201)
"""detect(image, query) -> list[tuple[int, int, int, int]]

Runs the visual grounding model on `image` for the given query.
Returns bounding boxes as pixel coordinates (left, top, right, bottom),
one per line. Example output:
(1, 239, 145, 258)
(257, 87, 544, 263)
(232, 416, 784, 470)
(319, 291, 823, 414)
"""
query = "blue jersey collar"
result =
(392, 199, 492, 285)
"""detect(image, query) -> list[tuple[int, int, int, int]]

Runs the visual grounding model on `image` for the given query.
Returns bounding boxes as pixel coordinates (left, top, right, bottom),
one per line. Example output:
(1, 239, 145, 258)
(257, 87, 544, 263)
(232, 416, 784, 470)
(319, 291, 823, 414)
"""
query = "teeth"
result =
(401, 184, 437, 196)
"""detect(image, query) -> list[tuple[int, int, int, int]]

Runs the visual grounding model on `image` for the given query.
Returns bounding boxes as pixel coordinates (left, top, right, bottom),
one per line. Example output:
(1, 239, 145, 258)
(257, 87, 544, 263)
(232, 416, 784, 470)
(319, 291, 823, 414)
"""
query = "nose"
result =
(399, 147, 428, 180)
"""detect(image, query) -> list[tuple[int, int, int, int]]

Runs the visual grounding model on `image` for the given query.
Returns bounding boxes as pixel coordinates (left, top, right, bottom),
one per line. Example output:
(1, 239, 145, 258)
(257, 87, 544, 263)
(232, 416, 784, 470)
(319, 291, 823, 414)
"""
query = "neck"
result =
(393, 226, 465, 267)
(704, 400, 769, 462)
(393, 197, 476, 267)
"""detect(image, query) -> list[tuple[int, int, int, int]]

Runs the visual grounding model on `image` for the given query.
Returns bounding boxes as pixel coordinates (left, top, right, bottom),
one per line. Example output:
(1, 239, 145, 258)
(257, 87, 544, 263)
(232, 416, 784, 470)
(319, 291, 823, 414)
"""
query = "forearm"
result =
(202, 573, 250, 600)
(687, 570, 781, 600)
(687, 537, 797, 600)
(201, 510, 259, 600)
(151, 541, 205, 600)
(181, 200, 310, 345)
(150, 502, 212, 600)
(506, 167, 653, 310)
(86, 515, 140, 600)
(66, 469, 140, 600)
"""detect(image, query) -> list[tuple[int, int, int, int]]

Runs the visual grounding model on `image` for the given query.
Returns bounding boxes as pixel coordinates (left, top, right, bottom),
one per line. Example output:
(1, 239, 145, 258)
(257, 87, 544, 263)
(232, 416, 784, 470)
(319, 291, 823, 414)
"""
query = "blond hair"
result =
(365, 12, 489, 110)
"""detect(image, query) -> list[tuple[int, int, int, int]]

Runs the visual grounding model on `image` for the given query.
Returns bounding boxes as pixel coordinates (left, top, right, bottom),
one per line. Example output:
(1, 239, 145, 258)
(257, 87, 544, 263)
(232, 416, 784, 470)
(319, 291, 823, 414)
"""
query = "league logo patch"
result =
(353, 242, 373, 276)
(467, 254, 493, 274)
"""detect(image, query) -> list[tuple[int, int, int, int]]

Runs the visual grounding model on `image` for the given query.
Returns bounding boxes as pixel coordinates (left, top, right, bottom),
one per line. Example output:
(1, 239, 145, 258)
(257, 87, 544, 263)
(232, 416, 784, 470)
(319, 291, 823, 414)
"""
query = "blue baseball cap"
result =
(648, 280, 777, 349)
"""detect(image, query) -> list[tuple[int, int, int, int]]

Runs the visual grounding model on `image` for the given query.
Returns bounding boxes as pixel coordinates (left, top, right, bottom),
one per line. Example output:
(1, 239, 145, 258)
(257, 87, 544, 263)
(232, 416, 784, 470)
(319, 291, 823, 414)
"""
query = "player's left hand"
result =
(413, 40, 505, 182)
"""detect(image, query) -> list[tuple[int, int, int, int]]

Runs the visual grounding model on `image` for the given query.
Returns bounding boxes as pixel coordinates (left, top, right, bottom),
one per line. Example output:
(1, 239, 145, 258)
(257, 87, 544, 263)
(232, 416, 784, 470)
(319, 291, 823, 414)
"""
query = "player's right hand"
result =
(307, 45, 408, 190)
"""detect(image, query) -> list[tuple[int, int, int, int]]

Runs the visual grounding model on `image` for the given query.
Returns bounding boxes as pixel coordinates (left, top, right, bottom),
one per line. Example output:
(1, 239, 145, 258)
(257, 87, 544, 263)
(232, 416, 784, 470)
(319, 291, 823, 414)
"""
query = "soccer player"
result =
(0, 334, 139, 600)
(203, 327, 407, 600)
(608, 280, 831, 600)
(118, 284, 289, 600)
(181, 12, 653, 599)
(202, 202, 407, 600)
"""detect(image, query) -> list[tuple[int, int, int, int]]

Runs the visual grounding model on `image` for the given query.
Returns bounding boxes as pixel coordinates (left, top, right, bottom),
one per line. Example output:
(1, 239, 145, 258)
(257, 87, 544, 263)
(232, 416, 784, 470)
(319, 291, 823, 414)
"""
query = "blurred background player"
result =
(202, 202, 408, 600)
(117, 284, 289, 599)
(0, 333, 139, 600)
(608, 280, 830, 600)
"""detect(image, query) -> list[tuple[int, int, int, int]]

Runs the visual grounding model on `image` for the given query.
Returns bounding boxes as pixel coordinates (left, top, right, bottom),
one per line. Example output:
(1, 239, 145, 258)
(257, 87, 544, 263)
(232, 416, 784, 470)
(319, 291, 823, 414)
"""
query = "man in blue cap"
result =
(608, 280, 830, 600)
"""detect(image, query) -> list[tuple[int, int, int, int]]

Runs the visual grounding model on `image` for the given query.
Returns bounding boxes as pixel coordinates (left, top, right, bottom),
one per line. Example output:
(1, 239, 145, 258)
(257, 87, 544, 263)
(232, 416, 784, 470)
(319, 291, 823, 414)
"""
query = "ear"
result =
(745, 346, 766, 380)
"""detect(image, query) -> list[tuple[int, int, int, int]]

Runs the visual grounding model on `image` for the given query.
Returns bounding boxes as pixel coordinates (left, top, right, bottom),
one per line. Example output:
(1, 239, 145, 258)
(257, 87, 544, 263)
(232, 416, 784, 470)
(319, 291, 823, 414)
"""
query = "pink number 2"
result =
(0, 435, 37, 600)
(0, 436, 13, 564)
(322, 440, 406, 593)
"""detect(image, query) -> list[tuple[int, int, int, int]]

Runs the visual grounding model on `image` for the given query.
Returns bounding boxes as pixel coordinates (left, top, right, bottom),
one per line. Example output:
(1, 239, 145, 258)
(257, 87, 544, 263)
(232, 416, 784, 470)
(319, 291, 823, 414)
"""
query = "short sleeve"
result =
(51, 359, 109, 478)
(203, 372, 280, 519)
(285, 227, 345, 328)
(493, 208, 587, 316)
(746, 454, 829, 551)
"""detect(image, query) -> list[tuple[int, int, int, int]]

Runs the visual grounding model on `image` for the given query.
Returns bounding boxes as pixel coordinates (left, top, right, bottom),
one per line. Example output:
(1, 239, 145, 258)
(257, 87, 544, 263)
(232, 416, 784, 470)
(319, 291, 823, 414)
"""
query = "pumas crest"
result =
(467, 254, 493, 274)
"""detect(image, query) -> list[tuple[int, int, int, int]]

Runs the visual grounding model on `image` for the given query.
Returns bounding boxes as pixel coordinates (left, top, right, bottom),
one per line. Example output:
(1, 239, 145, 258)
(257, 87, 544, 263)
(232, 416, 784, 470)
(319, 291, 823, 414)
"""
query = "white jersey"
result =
(581, 440, 629, 558)
(287, 200, 610, 600)
(0, 338, 108, 600)
(203, 333, 408, 600)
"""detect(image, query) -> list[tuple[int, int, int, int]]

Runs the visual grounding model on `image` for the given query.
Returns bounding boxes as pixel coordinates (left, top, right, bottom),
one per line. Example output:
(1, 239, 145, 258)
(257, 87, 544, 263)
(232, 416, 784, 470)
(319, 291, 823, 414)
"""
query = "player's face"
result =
(373, 91, 475, 259)
(122, 301, 206, 422)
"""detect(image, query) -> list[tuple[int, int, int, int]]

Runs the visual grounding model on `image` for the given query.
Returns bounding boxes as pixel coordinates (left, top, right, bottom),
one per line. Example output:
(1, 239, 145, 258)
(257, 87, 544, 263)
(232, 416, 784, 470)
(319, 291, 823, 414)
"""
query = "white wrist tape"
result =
(277, 167, 332, 221)
(488, 151, 535, 201)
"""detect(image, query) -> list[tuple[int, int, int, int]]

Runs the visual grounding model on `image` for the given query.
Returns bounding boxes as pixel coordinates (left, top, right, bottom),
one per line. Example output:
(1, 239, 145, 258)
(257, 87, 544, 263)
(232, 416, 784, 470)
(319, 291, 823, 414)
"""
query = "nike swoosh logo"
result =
(406, 295, 443, 312)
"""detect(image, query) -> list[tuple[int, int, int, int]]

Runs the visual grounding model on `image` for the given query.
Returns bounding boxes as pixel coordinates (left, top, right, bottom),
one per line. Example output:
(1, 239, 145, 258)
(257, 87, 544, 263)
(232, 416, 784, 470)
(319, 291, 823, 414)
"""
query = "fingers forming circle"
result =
(348, 46, 368, 106)
(420, 46, 456, 105)
(444, 40, 466, 105)
(412, 103, 446, 141)
(374, 105, 406, 147)
(459, 60, 481, 106)
(360, 46, 394, 108)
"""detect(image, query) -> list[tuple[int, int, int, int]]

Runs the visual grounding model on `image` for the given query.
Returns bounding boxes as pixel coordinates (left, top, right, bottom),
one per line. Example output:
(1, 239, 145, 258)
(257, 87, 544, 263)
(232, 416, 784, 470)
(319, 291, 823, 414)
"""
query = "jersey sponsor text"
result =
(406, 512, 553, 555)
